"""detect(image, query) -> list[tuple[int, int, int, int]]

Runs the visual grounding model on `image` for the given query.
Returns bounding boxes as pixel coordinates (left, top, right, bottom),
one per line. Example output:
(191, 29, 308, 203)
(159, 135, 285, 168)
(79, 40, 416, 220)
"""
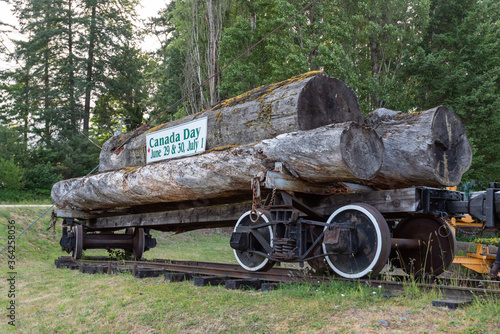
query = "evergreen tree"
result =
(404, 0, 500, 182)
(148, 0, 187, 122)
(1, 0, 144, 181)
(79, 0, 139, 132)
(218, 0, 429, 112)
(150, 0, 229, 116)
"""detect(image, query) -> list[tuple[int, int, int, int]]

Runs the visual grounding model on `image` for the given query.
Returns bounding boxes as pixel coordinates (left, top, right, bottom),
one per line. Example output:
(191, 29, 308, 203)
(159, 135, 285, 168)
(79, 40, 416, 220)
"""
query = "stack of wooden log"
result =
(51, 71, 472, 211)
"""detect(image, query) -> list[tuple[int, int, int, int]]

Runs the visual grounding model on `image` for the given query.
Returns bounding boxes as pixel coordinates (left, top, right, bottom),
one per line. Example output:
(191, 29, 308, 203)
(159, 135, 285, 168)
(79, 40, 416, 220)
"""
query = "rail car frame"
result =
(53, 163, 500, 279)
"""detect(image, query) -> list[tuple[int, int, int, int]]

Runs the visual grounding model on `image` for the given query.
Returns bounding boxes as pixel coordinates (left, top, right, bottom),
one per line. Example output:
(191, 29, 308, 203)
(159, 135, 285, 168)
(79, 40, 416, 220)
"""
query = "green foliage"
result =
(107, 249, 132, 260)
(90, 95, 124, 146)
(0, 189, 51, 204)
(0, 158, 24, 190)
(0, 0, 142, 186)
(0, 125, 27, 166)
(403, 0, 500, 182)
(294, 0, 421, 112)
(148, 1, 187, 122)
(24, 162, 63, 193)
(217, 0, 430, 113)
(90, 46, 154, 144)
(458, 179, 487, 200)
(218, 0, 311, 99)
(0, 0, 498, 187)
(106, 46, 153, 132)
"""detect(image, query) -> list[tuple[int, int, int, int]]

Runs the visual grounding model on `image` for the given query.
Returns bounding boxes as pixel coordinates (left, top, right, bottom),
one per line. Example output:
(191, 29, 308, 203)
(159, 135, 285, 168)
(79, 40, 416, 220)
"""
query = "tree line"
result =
(0, 0, 499, 200)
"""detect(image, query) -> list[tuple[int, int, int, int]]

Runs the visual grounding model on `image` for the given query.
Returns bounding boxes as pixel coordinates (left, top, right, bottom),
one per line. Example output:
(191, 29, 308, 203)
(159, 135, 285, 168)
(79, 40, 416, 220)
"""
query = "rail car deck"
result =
(52, 166, 500, 279)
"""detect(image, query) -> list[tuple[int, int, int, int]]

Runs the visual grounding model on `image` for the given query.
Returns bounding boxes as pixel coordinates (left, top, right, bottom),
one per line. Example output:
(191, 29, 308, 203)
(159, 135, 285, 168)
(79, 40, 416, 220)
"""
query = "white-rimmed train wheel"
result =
(72, 224, 83, 260)
(233, 211, 275, 272)
(322, 203, 391, 279)
(390, 217, 455, 277)
(133, 228, 145, 260)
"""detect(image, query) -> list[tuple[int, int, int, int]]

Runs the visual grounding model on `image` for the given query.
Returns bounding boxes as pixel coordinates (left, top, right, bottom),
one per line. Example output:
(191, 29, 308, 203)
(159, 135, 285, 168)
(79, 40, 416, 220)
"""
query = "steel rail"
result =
(56, 257, 500, 299)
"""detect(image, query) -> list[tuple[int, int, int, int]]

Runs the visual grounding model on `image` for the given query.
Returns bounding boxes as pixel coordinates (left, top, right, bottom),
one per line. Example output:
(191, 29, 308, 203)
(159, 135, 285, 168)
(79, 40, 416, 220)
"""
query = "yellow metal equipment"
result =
(445, 187, 499, 276)
(453, 243, 497, 275)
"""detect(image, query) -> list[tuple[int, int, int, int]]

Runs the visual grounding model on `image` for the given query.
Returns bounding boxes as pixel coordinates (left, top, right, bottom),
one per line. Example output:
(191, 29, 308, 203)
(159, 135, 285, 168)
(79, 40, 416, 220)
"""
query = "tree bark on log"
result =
(52, 122, 383, 211)
(99, 71, 361, 172)
(363, 106, 472, 189)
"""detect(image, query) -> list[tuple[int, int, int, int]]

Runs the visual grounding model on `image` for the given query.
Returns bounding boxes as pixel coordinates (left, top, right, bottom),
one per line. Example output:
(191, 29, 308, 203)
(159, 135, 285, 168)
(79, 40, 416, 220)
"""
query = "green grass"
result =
(145, 229, 237, 264)
(0, 190, 52, 204)
(0, 207, 499, 333)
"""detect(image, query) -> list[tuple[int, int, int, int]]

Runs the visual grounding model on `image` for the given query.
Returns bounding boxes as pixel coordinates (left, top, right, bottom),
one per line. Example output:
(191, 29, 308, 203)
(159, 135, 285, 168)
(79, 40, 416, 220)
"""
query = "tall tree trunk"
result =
(205, 0, 222, 106)
(68, 0, 76, 127)
(370, 34, 380, 108)
(186, 0, 206, 113)
(22, 70, 30, 144)
(83, 5, 96, 133)
(43, 43, 51, 145)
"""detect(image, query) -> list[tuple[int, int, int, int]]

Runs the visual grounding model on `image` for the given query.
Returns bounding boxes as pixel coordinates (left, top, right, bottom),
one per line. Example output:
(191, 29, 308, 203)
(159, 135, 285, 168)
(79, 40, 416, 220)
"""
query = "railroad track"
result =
(55, 256, 500, 307)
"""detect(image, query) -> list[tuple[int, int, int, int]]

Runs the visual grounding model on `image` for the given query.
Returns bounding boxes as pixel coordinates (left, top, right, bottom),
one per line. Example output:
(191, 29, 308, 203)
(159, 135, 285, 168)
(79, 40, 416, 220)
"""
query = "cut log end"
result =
(431, 106, 472, 186)
(340, 123, 384, 180)
(297, 75, 362, 130)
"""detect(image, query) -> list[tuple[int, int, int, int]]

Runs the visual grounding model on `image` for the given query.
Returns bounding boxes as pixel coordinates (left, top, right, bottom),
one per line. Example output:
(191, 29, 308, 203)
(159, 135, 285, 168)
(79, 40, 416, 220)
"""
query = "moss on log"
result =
(99, 71, 361, 172)
(52, 122, 383, 211)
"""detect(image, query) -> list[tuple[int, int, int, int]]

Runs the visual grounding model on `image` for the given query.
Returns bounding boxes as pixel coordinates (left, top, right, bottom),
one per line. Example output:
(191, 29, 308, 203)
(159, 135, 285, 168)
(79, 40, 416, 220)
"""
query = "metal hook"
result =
(249, 210, 262, 223)
(438, 224, 451, 238)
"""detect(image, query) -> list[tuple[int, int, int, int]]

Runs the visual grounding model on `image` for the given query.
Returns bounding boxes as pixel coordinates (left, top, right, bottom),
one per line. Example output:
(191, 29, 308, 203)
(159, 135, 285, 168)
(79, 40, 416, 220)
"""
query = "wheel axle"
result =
(391, 238, 421, 249)
(60, 223, 156, 260)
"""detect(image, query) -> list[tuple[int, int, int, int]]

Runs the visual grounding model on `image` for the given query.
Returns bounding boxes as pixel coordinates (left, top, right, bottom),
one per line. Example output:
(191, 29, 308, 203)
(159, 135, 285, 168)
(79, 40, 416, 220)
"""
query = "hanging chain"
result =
(250, 174, 277, 223)
(250, 177, 263, 222)
(46, 212, 57, 237)
(448, 218, 486, 236)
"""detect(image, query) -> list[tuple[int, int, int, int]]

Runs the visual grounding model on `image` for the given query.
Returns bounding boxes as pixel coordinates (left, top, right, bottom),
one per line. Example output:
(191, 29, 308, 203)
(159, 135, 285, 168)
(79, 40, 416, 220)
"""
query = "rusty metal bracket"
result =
(260, 162, 333, 195)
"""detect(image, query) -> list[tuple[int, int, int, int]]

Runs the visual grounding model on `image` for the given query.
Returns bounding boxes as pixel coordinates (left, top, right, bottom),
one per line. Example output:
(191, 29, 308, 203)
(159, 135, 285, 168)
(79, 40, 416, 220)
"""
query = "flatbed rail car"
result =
(53, 166, 500, 279)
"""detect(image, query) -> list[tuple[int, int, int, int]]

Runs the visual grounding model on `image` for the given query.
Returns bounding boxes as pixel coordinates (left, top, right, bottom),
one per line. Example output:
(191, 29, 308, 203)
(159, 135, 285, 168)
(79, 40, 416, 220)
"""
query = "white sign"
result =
(146, 117, 207, 164)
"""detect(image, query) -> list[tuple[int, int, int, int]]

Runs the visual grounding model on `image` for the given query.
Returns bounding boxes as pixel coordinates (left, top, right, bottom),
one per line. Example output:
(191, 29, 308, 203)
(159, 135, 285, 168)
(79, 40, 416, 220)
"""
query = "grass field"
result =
(0, 207, 499, 333)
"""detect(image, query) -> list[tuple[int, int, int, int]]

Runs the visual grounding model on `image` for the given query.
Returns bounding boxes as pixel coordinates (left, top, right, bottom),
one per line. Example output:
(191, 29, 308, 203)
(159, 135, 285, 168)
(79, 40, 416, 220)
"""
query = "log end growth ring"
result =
(340, 123, 384, 180)
(431, 106, 472, 186)
(297, 75, 362, 130)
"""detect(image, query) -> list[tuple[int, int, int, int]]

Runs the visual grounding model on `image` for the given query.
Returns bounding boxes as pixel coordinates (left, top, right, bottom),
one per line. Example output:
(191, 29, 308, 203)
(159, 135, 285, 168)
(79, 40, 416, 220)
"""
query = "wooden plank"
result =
(225, 279, 263, 290)
(194, 276, 228, 287)
(307, 187, 420, 216)
(87, 202, 251, 231)
(85, 188, 422, 231)
(165, 273, 194, 282)
(54, 209, 101, 220)
(432, 298, 472, 309)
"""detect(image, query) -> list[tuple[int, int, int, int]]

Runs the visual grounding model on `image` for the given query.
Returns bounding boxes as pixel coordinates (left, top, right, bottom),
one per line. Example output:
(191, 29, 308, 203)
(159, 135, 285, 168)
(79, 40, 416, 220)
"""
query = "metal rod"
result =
(391, 238, 420, 249)
(83, 234, 134, 250)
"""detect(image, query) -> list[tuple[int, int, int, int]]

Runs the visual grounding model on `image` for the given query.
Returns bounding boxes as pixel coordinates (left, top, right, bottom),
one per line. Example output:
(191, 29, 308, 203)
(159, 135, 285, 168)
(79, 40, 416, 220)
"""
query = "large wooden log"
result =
(363, 106, 472, 189)
(52, 122, 383, 211)
(99, 71, 361, 172)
